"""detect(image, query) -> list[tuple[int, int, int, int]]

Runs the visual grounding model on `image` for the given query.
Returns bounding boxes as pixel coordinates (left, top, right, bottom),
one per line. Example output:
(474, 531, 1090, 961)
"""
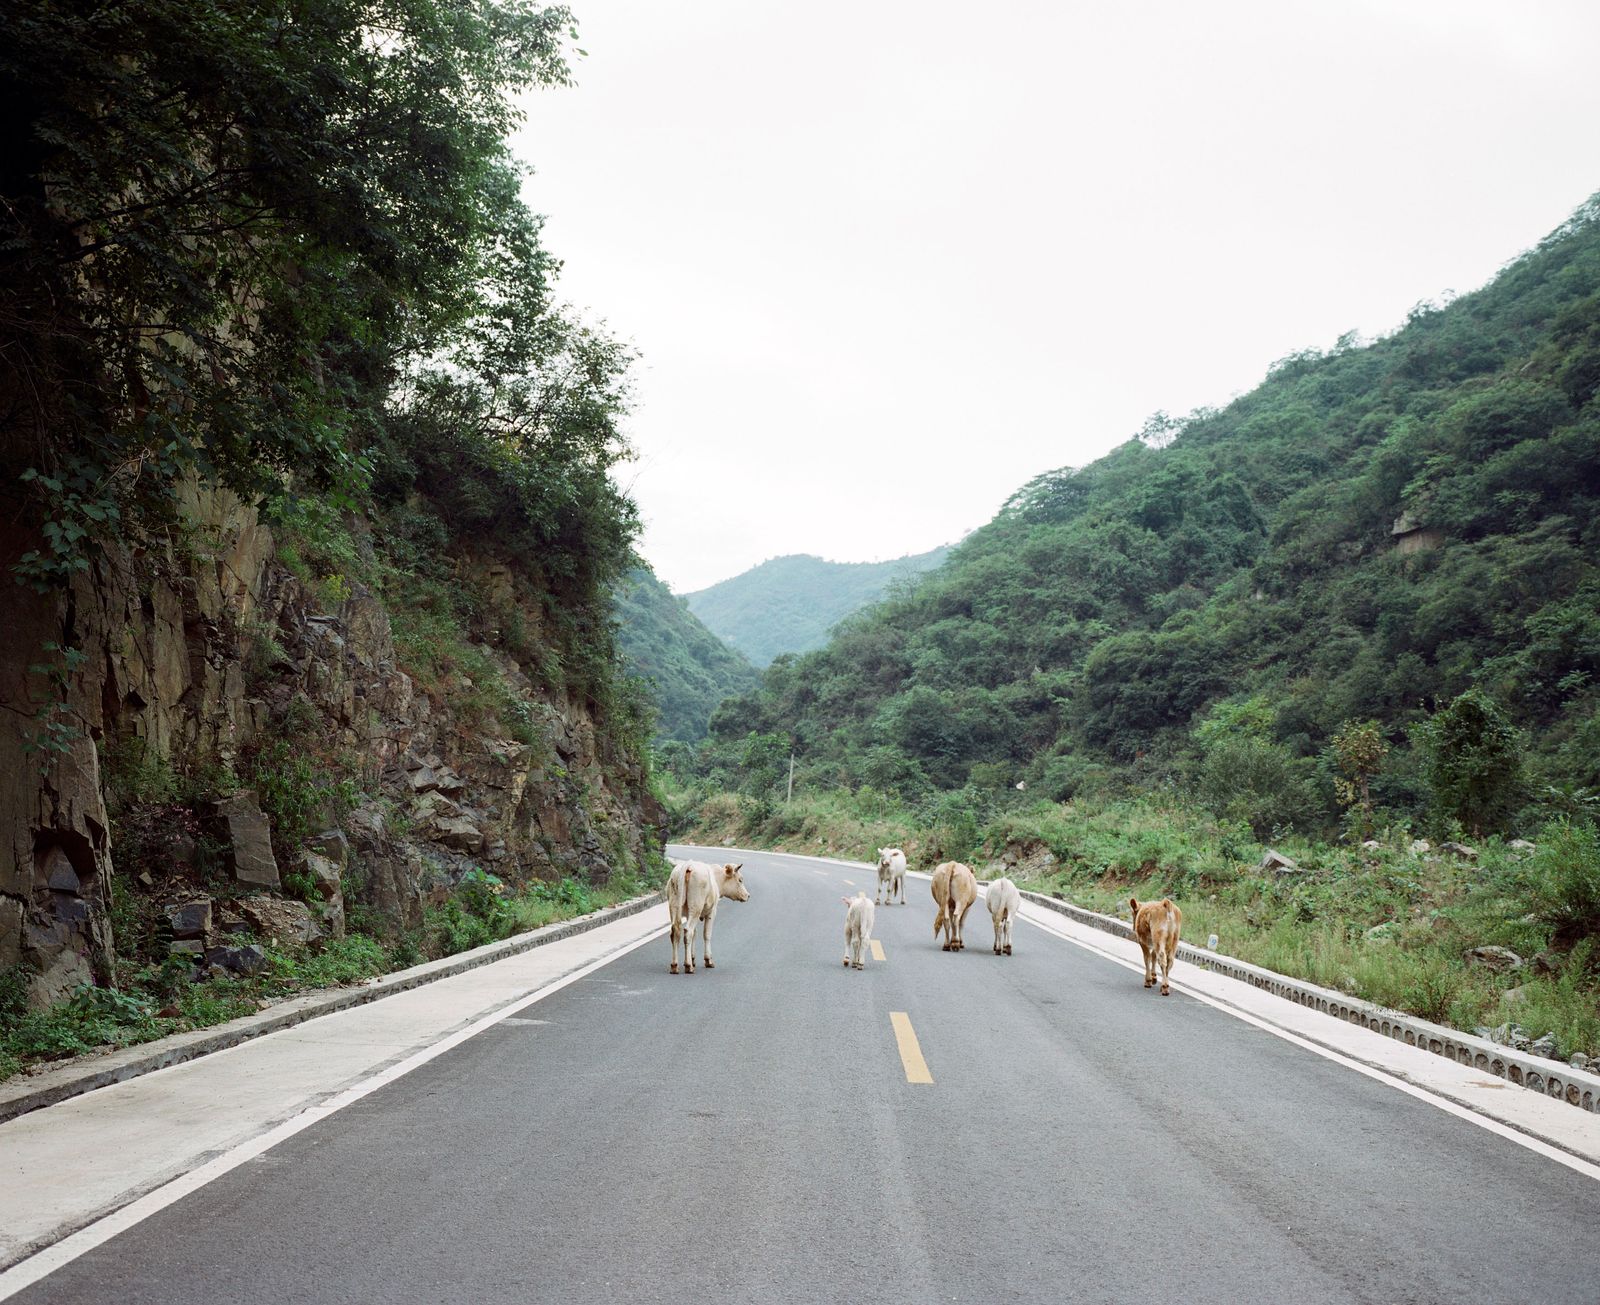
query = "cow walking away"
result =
(931, 861, 977, 952)
(876, 847, 907, 905)
(667, 860, 750, 974)
(842, 892, 875, 969)
(987, 876, 1020, 956)
(1130, 896, 1182, 995)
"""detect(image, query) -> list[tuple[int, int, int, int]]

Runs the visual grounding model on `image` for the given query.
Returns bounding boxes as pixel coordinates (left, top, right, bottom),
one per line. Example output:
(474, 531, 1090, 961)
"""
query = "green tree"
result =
(1330, 719, 1389, 840)
(1416, 690, 1526, 836)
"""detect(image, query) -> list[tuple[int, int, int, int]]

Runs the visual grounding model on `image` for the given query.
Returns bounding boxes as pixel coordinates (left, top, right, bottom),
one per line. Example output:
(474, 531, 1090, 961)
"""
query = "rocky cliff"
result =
(1, 487, 664, 1009)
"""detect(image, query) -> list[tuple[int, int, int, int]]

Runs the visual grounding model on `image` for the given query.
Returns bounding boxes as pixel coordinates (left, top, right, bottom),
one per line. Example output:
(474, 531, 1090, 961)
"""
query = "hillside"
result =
(684, 547, 950, 666)
(690, 193, 1600, 837)
(0, 3, 664, 1046)
(614, 566, 762, 742)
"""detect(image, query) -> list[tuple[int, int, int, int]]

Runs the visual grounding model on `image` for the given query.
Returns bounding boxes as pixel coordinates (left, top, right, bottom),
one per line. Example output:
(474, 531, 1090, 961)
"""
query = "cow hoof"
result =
(1161, 985, 1171, 995)
(843, 958, 850, 967)
(704, 960, 715, 969)
(669, 964, 679, 974)
(1004, 946, 1012, 956)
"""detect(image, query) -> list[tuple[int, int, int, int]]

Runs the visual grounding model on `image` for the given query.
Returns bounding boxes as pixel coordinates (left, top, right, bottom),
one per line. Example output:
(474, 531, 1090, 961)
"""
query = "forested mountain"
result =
(684, 547, 950, 666)
(688, 194, 1600, 836)
(614, 567, 761, 742)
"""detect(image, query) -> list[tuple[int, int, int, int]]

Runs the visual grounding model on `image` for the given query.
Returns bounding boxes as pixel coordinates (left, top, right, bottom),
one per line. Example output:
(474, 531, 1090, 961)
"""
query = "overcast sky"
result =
(513, 0, 1600, 594)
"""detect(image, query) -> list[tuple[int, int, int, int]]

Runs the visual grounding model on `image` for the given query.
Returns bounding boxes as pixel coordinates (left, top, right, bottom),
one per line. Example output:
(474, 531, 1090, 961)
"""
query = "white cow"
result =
(876, 847, 908, 904)
(667, 860, 750, 974)
(987, 876, 1020, 956)
(842, 892, 876, 969)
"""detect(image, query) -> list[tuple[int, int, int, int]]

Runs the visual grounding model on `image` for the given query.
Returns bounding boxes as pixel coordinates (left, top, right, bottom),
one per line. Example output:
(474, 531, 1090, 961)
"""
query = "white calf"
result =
(842, 892, 876, 970)
(987, 876, 1020, 956)
(876, 847, 908, 904)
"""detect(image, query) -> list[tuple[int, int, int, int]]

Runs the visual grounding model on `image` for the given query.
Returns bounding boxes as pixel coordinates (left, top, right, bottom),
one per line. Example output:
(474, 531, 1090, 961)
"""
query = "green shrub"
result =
(1525, 820, 1600, 947)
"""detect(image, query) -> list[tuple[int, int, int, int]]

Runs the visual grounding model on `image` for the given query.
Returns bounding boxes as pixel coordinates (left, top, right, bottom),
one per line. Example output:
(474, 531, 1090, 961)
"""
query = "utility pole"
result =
(786, 754, 795, 805)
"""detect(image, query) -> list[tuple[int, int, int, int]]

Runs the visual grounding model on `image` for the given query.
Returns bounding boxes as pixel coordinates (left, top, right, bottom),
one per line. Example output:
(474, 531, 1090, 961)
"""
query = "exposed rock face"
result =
(0, 490, 663, 1007)
(208, 792, 280, 890)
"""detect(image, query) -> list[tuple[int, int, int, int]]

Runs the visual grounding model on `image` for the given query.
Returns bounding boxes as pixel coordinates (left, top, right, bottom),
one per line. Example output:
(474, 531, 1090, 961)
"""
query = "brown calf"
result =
(931, 861, 978, 952)
(1130, 896, 1182, 995)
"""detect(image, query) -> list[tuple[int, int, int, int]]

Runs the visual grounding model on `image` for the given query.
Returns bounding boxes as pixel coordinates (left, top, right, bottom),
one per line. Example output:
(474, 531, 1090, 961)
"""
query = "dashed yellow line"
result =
(890, 1011, 933, 1084)
(869, 939, 885, 962)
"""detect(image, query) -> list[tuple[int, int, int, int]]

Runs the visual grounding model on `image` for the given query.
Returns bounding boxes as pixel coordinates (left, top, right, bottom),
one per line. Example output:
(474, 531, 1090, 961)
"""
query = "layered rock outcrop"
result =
(1, 490, 663, 1007)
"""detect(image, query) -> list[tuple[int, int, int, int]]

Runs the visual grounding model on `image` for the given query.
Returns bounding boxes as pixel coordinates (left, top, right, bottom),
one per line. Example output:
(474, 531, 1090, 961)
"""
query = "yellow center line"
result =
(869, 939, 885, 962)
(890, 1011, 933, 1084)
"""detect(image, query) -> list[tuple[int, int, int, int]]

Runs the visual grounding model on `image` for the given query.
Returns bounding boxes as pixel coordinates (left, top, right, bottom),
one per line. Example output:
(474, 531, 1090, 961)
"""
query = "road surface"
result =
(11, 846, 1600, 1304)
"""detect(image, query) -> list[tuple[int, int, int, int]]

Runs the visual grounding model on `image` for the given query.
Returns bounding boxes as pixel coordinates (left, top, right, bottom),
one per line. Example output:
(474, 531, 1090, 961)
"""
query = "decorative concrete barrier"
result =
(1019, 888, 1600, 1115)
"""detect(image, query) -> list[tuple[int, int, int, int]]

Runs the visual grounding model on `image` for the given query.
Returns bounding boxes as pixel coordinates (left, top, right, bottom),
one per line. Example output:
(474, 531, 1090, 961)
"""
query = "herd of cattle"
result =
(666, 848, 1184, 994)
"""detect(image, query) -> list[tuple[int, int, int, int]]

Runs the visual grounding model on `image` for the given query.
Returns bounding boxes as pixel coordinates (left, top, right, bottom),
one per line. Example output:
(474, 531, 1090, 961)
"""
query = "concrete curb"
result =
(1017, 887, 1600, 1115)
(0, 891, 666, 1127)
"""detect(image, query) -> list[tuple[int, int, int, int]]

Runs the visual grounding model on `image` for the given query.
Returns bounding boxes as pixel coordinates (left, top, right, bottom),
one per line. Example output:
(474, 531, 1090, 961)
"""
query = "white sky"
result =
(514, 0, 1600, 594)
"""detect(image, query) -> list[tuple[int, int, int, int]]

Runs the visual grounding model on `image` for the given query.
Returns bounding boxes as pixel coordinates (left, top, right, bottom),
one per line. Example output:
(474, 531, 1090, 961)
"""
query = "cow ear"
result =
(724, 862, 742, 874)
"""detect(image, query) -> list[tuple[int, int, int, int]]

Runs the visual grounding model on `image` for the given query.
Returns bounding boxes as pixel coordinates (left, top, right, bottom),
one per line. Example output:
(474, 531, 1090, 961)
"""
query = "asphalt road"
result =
(15, 847, 1600, 1304)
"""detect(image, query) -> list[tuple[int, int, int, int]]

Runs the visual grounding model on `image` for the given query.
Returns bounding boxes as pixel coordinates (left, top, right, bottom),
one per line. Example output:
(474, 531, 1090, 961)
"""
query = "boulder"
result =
(1509, 839, 1537, 854)
(1363, 922, 1400, 945)
(1257, 849, 1299, 875)
(305, 829, 351, 870)
(1409, 839, 1431, 856)
(1570, 1053, 1592, 1072)
(296, 849, 346, 939)
(163, 899, 213, 940)
(1488, 1021, 1531, 1049)
(238, 898, 321, 947)
(1360, 839, 1382, 851)
(411, 791, 462, 822)
(1464, 946, 1524, 973)
(301, 850, 343, 899)
(432, 816, 485, 853)
(203, 943, 267, 976)
(1528, 1033, 1558, 1061)
(209, 791, 280, 890)
(168, 939, 205, 957)
(1440, 841, 1478, 860)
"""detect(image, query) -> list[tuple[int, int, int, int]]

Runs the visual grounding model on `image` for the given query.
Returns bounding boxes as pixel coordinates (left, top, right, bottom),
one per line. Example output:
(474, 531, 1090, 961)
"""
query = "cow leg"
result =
(669, 918, 681, 974)
(702, 908, 715, 969)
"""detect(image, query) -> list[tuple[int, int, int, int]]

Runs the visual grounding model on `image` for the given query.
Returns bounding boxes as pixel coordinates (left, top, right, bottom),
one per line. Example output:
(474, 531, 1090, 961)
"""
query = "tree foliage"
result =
(3, 0, 640, 707)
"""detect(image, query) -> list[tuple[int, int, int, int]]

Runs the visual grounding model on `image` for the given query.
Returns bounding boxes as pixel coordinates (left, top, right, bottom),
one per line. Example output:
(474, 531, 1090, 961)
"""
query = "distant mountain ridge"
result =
(613, 566, 762, 742)
(684, 547, 951, 666)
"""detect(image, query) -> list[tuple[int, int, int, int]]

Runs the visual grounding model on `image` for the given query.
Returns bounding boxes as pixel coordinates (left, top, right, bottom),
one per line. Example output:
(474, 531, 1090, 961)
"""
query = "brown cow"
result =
(1130, 896, 1182, 995)
(667, 860, 750, 974)
(931, 861, 977, 952)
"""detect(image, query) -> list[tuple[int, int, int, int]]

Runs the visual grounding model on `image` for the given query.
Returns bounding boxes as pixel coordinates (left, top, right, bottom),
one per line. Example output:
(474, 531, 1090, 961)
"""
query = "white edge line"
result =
(0, 923, 670, 1300)
(1011, 902, 1600, 1184)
